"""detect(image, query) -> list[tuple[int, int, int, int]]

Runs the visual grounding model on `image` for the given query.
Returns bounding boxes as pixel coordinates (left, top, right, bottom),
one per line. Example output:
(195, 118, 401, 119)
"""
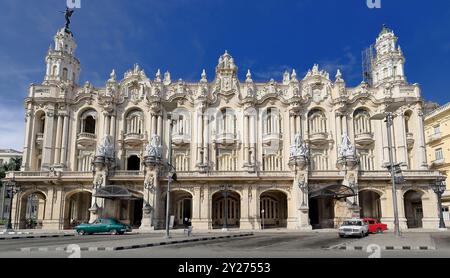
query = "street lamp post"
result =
(165, 114, 176, 239)
(371, 111, 403, 237)
(385, 112, 401, 237)
(221, 185, 231, 232)
(3, 180, 20, 232)
(431, 177, 447, 230)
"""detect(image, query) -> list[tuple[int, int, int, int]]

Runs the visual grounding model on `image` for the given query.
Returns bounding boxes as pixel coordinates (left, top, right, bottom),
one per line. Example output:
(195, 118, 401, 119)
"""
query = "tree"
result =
(0, 157, 22, 186)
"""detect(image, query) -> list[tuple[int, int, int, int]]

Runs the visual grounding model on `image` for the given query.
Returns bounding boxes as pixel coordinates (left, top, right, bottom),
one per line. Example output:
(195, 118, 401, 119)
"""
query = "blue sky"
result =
(1, 0, 450, 150)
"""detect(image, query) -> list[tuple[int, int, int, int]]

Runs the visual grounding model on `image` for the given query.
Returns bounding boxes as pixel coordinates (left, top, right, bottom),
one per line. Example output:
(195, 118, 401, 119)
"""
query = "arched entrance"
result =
(308, 184, 356, 229)
(260, 190, 288, 228)
(173, 191, 193, 228)
(19, 191, 46, 229)
(63, 191, 92, 229)
(127, 155, 141, 171)
(212, 191, 241, 229)
(404, 190, 424, 228)
(359, 190, 382, 220)
(95, 186, 144, 228)
(161, 190, 193, 229)
(309, 197, 335, 229)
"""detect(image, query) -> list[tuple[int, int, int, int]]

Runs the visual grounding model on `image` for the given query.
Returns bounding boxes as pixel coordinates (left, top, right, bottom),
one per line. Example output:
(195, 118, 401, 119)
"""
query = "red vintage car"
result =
(363, 218, 388, 233)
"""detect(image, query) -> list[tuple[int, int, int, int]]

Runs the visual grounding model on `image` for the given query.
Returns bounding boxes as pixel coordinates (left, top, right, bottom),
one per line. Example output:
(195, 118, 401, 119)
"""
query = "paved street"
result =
(2, 230, 450, 258)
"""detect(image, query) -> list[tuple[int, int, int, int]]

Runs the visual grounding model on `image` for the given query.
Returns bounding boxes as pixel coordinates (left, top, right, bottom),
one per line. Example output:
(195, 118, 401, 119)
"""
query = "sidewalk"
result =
(334, 233, 436, 251)
(19, 232, 254, 252)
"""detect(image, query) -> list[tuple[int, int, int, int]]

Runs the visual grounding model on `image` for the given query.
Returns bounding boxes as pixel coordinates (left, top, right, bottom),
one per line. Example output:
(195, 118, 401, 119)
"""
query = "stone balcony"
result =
(406, 132, 415, 149)
(3, 169, 441, 184)
(431, 158, 445, 167)
(354, 132, 374, 146)
(262, 133, 282, 147)
(215, 132, 237, 146)
(35, 133, 44, 148)
(124, 133, 144, 147)
(77, 132, 97, 148)
(172, 133, 191, 146)
(428, 132, 442, 144)
(309, 132, 329, 145)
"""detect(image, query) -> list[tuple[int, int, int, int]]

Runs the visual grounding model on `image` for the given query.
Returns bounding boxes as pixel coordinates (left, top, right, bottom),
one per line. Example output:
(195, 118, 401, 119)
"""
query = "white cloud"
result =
(0, 102, 25, 151)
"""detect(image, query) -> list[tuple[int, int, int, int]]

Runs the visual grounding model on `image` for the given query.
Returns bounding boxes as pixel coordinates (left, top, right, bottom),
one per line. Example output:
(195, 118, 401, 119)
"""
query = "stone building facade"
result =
(425, 102, 450, 224)
(3, 24, 443, 231)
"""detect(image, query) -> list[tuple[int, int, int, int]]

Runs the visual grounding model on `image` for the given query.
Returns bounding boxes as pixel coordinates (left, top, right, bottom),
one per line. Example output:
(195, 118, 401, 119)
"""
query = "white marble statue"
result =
(290, 134, 309, 159)
(338, 133, 355, 158)
(96, 135, 115, 158)
(145, 134, 162, 159)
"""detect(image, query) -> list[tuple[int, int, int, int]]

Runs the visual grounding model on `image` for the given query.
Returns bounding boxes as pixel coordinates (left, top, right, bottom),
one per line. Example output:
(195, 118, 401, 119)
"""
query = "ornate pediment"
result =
(213, 51, 240, 98)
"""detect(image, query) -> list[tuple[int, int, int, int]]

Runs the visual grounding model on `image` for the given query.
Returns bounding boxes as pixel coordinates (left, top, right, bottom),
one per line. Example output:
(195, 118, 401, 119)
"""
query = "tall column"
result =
(249, 114, 256, 164)
(54, 114, 63, 165)
(196, 113, 203, 165)
(290, 113, 295, 144)
(203, 114, 209, 165)
(151, 114, 157, 135)
(157, 115, 163, 139)
(22, 109, 34, 170)
(342, 113, 348, 135)
(110, 115, 116, 140)
(244, 115, 249, 164)
(395, 113, 408, 168)
(60, 114, 69, 167)
(381, 120, 389, 165)
(416, 109, 428, 169)
(42, 109, 55, 170)
(104, 114, 111, 136)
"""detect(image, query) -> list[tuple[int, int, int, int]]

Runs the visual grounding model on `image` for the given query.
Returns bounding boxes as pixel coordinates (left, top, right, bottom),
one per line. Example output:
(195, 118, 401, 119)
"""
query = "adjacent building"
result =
(0, 149, 22, 220)
(425, 102, 450, 224)
(3, 23, 443, 231)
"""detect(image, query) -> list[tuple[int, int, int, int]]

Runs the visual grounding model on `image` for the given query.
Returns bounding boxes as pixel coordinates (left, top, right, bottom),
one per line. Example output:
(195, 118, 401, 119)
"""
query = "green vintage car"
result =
(75, 218, 132, 235)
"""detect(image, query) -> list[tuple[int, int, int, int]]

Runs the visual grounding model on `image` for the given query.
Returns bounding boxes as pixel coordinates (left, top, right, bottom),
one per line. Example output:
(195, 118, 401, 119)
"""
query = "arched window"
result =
(404, 111, 412, 134)
(126, 110, 144, 135)
(354, 109, 372, 135)
(38, 114, 46, 133)
(62, 68, 68, 80)
(52, 65, 58, 76)
(173, 110, 191, 136)
(263, 108, 282, 135)
(127, 155, 141, 171)
(80, 110, 97, 134)
(308, 109, 327, 134)
(218, 108, 236, 135)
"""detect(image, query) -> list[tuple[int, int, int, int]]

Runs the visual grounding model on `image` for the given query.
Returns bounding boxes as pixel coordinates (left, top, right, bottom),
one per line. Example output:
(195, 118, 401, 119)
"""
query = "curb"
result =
(0, 232, 32, 235)
(326, 245, 435, 251)
(19, 233, 254, 252)
(1, 234, 75, 240)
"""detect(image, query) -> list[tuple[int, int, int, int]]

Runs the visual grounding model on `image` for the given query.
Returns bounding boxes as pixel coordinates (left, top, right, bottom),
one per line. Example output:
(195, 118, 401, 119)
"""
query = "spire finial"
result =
(201, 69, 207, 82)
(246, 69, 252, 82)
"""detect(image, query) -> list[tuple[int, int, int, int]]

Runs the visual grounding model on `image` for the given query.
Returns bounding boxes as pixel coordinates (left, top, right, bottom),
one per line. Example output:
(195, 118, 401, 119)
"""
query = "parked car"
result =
(363, 218, 388, 234)
(338, 218, 369, 238)
(75, 218, 132, 235)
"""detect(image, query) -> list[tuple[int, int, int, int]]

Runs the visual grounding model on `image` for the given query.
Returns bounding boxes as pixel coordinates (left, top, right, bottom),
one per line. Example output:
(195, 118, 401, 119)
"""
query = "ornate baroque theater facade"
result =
(4, 24, 443, 231)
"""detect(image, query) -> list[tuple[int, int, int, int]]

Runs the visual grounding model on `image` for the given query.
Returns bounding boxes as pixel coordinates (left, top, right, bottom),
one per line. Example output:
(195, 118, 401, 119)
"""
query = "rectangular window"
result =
(435, 148, 444, 161)
(434, 125, 441, 135)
